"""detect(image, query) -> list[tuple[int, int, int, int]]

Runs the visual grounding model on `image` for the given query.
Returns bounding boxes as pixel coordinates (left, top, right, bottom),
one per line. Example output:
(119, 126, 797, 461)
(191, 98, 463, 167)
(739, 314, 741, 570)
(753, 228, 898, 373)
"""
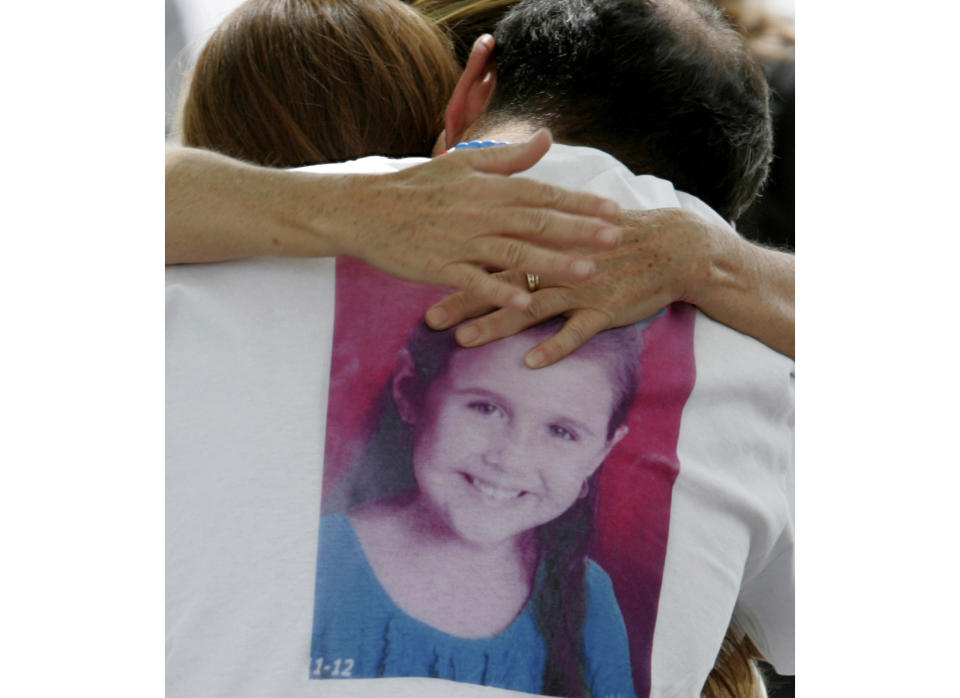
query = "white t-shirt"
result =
(166, 144, 794, 698)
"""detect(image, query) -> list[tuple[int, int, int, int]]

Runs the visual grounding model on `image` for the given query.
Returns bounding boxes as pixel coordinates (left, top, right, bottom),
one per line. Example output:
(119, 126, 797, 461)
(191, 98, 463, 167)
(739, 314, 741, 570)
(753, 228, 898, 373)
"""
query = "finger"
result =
(449, 130, 621, 222)
(455, 288, 570, 348)
(425, 270, 530, 329)
(443, 263, 532, 311)
(471, 236, 597, 281)
(524, 310, 610, 369)
(493, 206, 622, 249)
(455, 128, 553, 175)
(425, 291, 495, 329)
(458, 132, 619, 221)
(498, 178, 621, 224)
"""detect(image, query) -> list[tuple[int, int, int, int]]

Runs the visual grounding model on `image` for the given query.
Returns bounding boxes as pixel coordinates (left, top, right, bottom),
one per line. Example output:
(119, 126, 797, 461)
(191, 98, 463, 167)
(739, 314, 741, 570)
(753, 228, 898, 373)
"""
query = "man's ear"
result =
(392, 348, 419, 425)
(443, 34, 497, 147)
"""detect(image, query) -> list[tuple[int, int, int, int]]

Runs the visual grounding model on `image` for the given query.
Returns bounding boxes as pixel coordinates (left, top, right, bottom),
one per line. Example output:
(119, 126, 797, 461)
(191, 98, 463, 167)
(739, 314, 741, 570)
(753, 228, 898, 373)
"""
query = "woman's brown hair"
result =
(180, 0, 461, 167)
(411, 0, 520, 64)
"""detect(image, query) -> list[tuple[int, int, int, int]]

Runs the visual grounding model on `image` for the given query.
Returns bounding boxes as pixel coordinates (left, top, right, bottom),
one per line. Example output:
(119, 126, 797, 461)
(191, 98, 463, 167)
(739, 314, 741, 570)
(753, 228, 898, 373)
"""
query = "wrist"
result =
(680, 219, 750, 311)
(289, 171, 362, 258)
(686, 227, 795, 358)
(262, 170, 380, 260)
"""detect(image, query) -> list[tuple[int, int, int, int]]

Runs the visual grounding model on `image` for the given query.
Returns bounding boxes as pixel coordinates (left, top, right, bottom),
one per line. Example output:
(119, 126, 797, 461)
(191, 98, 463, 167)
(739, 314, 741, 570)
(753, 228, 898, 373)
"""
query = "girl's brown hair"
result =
(180, 0, 461, 167)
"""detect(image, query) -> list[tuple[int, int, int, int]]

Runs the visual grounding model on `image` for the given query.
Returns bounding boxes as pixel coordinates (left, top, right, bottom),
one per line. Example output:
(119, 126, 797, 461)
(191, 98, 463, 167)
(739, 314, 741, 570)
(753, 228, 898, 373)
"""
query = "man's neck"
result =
(463, 119, 539, 146)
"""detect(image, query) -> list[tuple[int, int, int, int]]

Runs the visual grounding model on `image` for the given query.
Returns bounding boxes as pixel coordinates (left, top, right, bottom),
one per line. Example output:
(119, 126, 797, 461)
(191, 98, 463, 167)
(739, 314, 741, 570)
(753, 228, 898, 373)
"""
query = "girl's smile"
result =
(462, 472, 529, 503)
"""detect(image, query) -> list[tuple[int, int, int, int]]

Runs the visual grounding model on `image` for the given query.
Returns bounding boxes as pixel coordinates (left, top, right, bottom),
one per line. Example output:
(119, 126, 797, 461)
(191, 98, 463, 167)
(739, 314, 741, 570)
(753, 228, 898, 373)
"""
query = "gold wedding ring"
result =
(526, 273, 541, 293)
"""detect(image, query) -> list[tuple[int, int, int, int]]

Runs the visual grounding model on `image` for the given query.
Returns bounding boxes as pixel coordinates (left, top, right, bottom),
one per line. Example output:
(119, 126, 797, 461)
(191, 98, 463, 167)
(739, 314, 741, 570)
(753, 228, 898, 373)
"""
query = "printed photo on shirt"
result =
(311, 258, 698, 698)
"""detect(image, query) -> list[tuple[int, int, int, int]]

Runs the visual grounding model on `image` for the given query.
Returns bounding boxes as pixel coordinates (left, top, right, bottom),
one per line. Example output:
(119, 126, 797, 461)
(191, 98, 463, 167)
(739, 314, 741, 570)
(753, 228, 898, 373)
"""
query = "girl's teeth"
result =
(473, 477, 521, 501)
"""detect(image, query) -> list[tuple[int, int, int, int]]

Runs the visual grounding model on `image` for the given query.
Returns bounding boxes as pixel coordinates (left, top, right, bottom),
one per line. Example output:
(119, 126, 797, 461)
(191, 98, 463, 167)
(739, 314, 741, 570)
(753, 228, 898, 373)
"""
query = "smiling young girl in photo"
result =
(312, 318, 641, 698)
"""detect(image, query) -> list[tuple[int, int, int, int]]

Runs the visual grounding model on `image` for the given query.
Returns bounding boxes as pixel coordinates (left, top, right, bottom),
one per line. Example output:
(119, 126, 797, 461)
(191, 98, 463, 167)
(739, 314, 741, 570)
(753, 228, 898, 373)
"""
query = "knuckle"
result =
(506, 269, 528, 286)
(521, 296, 545, 322)
(450, 265, 479, 292)
(564, 321, 589, 348)
(534, 210, 551, 236)
(462, 272, 484, 295)
(538, 182, 563, 207)
(523, 209, 550, 237)
(501, 239, 527, 268)
(554, 288, 574, 307)
(442, 292, 469, 316)
(451, 291, 475, 314)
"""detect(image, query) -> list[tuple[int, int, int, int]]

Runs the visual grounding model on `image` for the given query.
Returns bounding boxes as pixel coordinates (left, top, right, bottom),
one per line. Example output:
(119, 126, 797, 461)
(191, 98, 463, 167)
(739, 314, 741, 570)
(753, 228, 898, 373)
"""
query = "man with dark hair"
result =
(428, 2, 794, 696)
(439, 0, 773, 222)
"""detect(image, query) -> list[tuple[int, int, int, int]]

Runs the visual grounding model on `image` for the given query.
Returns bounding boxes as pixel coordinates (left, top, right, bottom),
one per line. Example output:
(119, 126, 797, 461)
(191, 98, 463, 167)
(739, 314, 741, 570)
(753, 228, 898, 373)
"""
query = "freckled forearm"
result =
(165, 146, 351, 264)
(689, 231, 795, 358)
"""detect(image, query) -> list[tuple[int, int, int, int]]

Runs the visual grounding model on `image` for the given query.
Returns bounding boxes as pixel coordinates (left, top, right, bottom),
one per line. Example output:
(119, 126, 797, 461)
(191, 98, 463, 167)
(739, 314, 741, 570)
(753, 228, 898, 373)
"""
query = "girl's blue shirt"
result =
(310, 513, 636, 698)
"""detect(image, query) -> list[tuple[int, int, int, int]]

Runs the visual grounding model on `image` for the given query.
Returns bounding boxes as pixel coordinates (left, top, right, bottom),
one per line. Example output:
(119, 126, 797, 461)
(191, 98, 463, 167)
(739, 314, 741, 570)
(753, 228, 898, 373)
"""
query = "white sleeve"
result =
(651, 315, 795, 694)
(735, 370, 795, 674)
(735, 519, 795, 674)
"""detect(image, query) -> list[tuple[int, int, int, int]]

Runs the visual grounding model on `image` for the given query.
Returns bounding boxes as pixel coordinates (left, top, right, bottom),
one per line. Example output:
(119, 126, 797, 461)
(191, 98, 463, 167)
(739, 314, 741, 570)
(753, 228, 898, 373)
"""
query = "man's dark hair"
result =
(488, 0, 773, 220)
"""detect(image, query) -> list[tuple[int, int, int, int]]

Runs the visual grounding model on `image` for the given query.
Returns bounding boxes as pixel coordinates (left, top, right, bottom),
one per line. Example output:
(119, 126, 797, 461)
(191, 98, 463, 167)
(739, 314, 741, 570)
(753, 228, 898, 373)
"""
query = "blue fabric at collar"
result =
(452, 139, 511, 150)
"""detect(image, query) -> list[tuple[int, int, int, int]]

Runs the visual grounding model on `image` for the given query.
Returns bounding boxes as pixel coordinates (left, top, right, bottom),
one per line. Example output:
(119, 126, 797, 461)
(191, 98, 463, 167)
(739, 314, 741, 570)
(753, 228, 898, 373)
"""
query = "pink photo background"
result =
(323, 257, 696, 698)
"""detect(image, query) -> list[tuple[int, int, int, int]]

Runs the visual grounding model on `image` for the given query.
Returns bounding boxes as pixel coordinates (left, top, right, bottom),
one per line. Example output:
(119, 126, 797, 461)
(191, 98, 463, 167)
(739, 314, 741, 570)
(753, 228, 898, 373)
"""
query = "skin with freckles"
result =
(427, 207, 794, 367)
(165, 133, 622, 312)
(421, 28, 794, 366)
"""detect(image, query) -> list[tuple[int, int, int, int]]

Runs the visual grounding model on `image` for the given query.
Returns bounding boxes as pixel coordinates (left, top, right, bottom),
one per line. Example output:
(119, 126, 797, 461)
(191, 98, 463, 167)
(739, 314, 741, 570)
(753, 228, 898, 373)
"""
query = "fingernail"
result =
(476, 34, 494, 49)
(457, 325, 480, 345)
(510, 292, 531, 309)
(596, 226, 621, 245)
(599, 200, 620, 219)
(525, 350, 545, 369)
(570, 259, 595, 278)
(426, 306, 448, 327)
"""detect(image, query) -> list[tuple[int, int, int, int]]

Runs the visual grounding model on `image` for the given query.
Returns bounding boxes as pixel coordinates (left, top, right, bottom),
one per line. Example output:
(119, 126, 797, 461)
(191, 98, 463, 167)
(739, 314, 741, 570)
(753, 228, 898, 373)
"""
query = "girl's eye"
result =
(549, 424, 578, 442)
(468, 401, 502, 417)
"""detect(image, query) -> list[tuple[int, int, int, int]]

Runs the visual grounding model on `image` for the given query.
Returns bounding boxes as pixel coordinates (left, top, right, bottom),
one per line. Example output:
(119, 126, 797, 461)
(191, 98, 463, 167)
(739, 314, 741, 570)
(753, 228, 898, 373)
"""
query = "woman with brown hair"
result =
(179, 0, 461, 168)
(167, 0, 624, 313)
